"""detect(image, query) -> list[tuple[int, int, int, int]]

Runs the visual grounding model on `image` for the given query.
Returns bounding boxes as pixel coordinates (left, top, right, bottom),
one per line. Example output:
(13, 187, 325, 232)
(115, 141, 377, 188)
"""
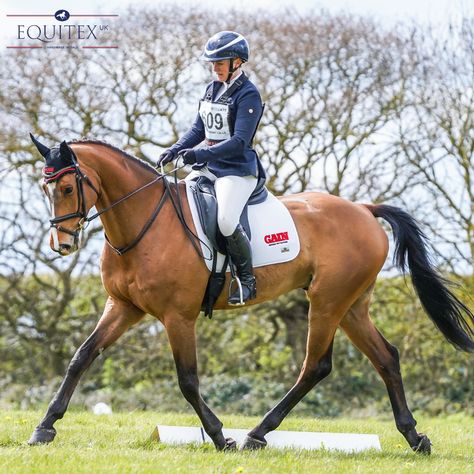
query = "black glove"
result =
(157, 150, 176, 166)
(178, 148, 197, 165)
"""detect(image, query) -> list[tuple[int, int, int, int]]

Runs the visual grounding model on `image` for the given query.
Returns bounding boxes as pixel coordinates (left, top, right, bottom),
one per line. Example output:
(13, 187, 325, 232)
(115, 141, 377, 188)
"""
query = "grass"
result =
(0, 410, 472, 473)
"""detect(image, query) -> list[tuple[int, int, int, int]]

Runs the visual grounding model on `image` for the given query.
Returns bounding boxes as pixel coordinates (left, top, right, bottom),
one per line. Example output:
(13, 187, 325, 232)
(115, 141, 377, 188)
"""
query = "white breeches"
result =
(186, 167, 257, 236)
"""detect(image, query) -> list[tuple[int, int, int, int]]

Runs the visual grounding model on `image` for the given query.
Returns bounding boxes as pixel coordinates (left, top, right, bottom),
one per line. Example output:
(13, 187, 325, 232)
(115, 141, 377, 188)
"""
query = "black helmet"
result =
(201, 31, 249, 62)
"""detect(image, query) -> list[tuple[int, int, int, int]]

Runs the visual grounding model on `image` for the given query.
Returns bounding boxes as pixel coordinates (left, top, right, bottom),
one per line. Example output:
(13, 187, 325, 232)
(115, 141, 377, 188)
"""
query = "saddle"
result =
(190, 175, 267, 318)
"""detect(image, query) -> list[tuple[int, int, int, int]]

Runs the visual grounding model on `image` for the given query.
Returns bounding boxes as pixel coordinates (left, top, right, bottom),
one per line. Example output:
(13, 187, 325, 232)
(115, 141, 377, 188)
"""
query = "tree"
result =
(0, 6, 472, 415)
(399, 19, 474, 275)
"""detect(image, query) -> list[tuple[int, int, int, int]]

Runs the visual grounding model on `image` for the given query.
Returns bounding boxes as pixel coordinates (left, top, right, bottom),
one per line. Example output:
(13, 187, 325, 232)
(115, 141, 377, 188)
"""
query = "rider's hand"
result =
(178, 149, 197, 165)
(157, 150, 176, 166)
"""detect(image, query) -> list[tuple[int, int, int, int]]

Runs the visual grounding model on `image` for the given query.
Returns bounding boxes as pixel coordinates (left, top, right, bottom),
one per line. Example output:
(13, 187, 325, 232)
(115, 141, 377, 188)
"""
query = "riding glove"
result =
(157, 150, 176, 166)
(178, 149, 197, 165)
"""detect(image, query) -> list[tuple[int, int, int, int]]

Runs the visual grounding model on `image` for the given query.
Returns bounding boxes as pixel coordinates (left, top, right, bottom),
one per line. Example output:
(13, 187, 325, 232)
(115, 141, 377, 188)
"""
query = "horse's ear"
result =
(59, 141, 70, 155)
(59, 141, 74, 164)
(30, 133, 50, 158)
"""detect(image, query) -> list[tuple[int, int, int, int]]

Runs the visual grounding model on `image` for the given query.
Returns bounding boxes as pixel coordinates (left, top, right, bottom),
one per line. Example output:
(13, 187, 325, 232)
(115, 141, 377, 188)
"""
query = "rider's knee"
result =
(218, 214, 237, 237)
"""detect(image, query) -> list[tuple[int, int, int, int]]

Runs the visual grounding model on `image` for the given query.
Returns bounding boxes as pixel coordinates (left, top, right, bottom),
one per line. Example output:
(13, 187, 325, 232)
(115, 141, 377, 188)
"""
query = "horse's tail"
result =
(366, 204, 474, 352)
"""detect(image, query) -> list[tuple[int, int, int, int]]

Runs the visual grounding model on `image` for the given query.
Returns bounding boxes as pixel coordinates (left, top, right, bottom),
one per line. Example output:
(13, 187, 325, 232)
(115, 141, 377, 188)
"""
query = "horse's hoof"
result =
(412, 433, 431, 454)
(240, 435, 267, 451)
(223, 437, 237, 451)
(28, 427, 57, 445)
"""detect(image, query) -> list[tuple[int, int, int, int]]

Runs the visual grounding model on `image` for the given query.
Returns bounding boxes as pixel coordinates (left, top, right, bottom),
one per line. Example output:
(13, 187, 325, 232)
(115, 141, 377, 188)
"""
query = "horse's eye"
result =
(64, 186, 74, 195)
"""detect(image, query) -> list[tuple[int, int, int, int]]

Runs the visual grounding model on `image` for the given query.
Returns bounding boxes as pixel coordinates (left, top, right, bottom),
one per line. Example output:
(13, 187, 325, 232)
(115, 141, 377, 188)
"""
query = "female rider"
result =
(158, 31, 265, 306)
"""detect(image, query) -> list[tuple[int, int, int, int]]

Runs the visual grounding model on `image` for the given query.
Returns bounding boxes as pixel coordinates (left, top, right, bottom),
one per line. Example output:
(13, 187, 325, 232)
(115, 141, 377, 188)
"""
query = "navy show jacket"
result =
(169, 74, 265, 179)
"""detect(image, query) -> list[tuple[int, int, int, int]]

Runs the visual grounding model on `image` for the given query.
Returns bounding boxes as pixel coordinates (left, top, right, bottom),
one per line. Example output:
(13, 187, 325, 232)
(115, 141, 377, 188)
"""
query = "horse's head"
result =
(31, 134, 100, 255)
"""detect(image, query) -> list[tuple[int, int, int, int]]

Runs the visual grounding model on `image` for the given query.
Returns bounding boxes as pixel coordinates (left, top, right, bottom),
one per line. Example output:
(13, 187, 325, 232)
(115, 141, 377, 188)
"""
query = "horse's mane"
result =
(68, 138, 159, 175)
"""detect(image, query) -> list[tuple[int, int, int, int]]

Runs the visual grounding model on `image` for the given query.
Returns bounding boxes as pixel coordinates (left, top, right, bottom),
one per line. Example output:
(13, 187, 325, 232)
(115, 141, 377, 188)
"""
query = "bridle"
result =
(44, 147, 168, 254)
(44, 151, 100, 248)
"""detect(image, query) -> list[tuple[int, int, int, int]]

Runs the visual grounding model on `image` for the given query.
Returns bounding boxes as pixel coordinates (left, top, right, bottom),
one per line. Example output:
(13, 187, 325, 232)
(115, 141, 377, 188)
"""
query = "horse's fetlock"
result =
(207, 421, 224, 438)
(260, 412, 282, 433)
(396, 417, 417, 434)
(45, 402, 65, 421)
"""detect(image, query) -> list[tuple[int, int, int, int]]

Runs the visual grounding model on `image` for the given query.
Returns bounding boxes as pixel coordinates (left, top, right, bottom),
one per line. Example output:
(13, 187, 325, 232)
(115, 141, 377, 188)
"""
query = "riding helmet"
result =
(201, 31, 249, 62)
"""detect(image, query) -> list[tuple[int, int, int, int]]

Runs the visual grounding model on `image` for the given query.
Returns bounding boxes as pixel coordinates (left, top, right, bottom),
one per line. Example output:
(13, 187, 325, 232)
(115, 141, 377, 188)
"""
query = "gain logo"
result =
(264, 231, 289, 245)
(54, 10, 70, 21)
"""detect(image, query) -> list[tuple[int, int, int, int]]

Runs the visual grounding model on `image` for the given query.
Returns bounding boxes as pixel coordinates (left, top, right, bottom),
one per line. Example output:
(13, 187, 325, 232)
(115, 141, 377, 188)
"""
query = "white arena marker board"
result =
(151, 425, 381, 453)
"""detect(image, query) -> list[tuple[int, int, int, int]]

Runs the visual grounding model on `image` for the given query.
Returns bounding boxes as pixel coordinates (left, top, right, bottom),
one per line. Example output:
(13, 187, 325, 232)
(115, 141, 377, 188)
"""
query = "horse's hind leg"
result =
(340, 289, 432, 454)
(28, 297, 144, 445)
(241, 298, 340, 450)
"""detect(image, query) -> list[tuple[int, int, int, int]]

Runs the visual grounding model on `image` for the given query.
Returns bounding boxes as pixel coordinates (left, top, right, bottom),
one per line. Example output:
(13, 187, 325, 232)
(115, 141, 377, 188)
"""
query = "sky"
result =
(0, 0, 471, 21)
(1, 0, 472, 49)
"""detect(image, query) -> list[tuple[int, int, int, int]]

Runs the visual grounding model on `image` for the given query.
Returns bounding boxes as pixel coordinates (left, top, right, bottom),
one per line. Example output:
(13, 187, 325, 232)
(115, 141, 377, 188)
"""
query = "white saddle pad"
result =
(185, 180, 300, 272)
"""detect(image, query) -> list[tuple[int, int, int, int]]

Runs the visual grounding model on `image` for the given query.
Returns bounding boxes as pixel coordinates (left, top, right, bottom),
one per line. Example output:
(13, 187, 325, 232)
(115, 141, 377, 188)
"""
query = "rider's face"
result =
(212, 58, 242, 81)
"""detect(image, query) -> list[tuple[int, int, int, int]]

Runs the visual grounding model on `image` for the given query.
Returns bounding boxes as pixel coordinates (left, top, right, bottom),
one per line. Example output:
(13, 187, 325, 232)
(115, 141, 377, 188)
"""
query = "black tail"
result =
(369, 204, 474, 352)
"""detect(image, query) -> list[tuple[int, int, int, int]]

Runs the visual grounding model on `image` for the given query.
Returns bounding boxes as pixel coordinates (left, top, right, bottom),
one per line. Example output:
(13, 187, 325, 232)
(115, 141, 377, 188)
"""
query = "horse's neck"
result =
(80, 145, 163, 249)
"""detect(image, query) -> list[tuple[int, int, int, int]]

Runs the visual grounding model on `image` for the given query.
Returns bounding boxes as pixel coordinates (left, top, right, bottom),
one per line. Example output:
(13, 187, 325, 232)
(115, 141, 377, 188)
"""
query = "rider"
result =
(157, 31, 265, 306)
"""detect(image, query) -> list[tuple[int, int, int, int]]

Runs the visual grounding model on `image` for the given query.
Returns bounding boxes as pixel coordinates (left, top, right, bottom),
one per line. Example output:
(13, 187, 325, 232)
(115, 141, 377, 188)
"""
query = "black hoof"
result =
(223, 437, 237, 451)
(240, 435, 267, 451)
(28, 427, 57, 445)
(412, 433, 431, 455)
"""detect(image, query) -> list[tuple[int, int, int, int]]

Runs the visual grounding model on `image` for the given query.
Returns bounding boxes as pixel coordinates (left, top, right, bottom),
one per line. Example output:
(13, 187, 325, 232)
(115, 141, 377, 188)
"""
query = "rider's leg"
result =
(215, 175, 257, 305)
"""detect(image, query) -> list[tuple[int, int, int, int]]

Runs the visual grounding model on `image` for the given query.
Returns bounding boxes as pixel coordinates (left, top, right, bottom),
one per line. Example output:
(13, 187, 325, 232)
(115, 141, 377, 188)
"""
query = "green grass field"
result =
(0, 410, 472, 473)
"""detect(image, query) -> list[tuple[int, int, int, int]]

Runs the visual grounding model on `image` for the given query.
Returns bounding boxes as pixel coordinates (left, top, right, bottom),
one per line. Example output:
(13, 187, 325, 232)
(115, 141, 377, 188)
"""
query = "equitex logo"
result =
(54, 10, 70, 22)
(6, 10, 119, 49)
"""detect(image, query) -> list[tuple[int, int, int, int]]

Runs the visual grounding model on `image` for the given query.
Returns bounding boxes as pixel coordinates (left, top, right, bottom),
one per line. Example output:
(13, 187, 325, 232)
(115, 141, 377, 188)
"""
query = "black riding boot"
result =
(225, 224, 256, 306)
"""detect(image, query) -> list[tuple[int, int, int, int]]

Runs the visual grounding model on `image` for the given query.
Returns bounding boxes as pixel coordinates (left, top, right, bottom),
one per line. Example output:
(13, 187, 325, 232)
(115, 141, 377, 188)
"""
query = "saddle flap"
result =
(186, 180, 300, 273)
(192, 177, 224, 253)
(191, 176, 251, 254)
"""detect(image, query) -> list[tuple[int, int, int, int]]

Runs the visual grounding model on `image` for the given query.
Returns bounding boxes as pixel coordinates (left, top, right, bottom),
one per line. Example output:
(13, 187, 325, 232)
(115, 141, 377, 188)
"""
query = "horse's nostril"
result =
(59, 243, 72, 252)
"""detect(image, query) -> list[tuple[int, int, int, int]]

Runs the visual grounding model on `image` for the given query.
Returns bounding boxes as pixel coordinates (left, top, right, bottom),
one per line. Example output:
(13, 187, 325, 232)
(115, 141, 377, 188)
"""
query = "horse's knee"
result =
(67, 339, 99, 378)
(177, 372, 200, 402)
(301, 356, 332, 383)
(313, 356, 332, 380)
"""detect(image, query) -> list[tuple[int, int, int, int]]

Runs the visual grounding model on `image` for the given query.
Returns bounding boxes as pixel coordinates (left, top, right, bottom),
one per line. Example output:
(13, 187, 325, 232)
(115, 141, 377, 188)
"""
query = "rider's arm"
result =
(168, 113, 205, 155)
(194, 89, 263, 163)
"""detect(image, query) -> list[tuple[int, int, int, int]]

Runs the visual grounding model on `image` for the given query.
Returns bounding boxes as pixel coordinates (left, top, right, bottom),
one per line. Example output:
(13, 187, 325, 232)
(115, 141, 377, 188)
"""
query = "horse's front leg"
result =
(28, 297, 144, 445)
(165, 315, 235, 451)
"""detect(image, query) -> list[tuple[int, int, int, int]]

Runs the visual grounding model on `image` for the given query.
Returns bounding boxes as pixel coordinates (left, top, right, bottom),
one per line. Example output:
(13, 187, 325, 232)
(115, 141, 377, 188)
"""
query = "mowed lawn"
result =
(0, 410, 472, 473)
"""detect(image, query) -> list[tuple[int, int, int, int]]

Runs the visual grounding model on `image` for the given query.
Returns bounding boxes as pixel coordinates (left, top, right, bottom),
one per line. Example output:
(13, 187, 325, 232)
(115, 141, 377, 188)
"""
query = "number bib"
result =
(199, 100, 231, 141)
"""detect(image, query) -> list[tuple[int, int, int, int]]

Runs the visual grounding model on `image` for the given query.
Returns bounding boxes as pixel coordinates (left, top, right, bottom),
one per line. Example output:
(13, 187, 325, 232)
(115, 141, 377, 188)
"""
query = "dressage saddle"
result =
(190, 175, 267, 317)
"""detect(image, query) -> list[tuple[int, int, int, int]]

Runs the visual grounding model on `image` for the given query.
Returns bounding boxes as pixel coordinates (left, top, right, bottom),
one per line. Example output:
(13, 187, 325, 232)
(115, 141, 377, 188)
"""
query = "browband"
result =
(42, 165, 77, 183)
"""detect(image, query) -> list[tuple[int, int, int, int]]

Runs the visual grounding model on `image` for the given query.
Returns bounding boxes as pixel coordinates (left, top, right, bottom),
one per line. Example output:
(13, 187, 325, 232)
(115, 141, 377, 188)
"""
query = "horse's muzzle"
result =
(50, 228, 79, 255)
(58, 243, 74, 255)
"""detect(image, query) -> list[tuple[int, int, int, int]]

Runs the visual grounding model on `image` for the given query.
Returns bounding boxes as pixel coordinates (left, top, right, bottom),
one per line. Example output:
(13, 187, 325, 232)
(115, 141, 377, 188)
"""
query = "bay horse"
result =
(28, 136, 474, 454)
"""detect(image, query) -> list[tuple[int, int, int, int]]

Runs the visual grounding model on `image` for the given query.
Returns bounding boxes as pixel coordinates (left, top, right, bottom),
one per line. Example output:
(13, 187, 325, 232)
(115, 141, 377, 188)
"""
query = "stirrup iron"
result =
(228, 275, 245, 306)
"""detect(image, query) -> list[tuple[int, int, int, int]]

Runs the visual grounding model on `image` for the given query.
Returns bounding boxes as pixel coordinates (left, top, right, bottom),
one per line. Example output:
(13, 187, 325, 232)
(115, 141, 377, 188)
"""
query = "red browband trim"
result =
(43, 166, 76, 183)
